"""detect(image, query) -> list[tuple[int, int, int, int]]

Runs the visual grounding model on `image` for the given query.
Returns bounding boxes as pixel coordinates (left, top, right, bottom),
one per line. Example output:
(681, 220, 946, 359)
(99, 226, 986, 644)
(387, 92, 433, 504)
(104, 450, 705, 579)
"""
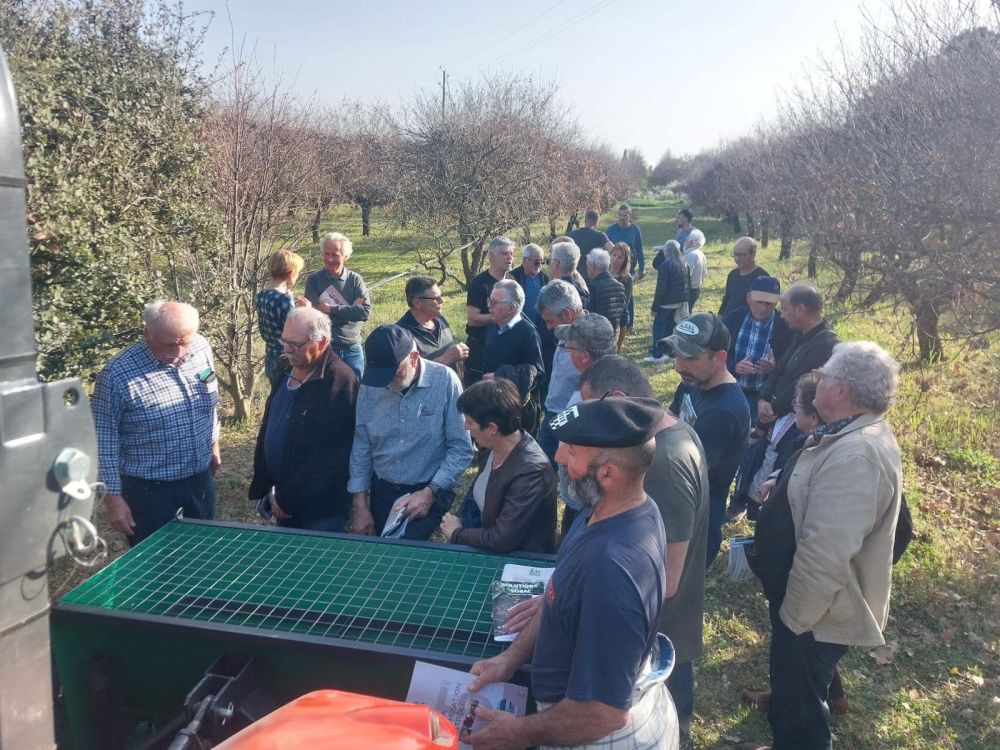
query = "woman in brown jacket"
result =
(440, 379, 557, 554)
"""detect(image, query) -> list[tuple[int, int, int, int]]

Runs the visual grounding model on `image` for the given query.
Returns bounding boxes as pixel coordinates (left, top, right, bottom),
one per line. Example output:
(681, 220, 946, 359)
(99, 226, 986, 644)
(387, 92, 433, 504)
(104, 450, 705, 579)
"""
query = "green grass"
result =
(55, 197, 1000, 749)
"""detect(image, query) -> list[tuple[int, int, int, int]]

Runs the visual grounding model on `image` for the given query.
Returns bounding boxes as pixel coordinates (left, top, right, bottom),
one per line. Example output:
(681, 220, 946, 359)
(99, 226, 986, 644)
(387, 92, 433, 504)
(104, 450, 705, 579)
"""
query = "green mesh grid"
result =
(60, 521, 552, 659)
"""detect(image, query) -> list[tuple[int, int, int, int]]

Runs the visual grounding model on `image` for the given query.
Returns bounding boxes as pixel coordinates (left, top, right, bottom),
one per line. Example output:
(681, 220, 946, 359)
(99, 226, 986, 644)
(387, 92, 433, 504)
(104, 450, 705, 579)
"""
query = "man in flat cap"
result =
(347, 325, 474, 540)
(468, 397, 679, 750)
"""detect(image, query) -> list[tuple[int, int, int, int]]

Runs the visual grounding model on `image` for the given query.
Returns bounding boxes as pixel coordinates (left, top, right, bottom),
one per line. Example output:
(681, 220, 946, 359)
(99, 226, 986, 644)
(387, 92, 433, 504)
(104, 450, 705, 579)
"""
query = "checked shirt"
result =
(734, 312, 775, 393)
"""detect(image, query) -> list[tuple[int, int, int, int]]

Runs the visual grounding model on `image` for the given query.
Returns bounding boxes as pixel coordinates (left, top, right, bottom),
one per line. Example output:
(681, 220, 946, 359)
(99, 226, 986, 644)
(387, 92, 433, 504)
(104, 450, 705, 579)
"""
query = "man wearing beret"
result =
(467, 397, 679, 750)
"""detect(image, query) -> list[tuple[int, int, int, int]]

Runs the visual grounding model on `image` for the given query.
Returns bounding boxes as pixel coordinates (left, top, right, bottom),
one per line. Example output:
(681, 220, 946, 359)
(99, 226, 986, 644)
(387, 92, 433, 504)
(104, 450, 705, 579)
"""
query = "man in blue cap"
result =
(347, 324, 474, 539)
(467, 397, 679, 750)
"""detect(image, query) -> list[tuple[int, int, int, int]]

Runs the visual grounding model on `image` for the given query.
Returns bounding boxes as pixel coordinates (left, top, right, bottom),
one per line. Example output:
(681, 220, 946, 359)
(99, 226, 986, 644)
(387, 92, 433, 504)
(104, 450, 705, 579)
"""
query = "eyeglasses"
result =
(487, 298, 512, 308)
(527, 258, 543, 265)
(417, 295, 444, 303)
(733, 252, 752, 258)
(280, 336, 312, 351)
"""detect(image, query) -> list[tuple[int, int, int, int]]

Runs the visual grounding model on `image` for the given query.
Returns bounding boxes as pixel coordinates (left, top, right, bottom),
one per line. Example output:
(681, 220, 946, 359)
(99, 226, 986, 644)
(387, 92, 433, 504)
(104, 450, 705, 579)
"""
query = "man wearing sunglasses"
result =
(397, 276, 469, 369)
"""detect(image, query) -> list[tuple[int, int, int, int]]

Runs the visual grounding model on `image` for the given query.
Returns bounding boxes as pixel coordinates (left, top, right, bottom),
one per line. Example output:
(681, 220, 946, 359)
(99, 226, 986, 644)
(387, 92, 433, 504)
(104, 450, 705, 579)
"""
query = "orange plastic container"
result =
(215, 689, 459, 750)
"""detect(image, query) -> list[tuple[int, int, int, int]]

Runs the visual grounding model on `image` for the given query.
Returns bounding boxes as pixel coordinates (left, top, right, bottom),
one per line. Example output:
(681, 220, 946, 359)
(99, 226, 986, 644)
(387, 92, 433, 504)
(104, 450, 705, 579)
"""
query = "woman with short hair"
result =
(256, 249, 305, 386)
(748, 341, 903, 750)
(440, 379, 557, 554)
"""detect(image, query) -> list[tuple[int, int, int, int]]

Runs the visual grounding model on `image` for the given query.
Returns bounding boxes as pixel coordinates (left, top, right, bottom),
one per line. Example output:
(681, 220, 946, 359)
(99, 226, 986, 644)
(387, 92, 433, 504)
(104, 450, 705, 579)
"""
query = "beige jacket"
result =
(779, 412, 902, 647)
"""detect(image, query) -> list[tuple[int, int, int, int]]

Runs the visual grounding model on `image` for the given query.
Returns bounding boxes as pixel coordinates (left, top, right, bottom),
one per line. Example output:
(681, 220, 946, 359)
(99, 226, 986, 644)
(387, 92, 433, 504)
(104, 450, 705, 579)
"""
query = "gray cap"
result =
(659, 312, 731, 357)
(559, 313, 616, 357)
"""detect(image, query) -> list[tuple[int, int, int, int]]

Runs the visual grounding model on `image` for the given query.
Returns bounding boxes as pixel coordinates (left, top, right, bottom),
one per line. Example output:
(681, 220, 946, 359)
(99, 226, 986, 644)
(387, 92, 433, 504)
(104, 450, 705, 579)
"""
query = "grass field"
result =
(56, 197, 999, 749)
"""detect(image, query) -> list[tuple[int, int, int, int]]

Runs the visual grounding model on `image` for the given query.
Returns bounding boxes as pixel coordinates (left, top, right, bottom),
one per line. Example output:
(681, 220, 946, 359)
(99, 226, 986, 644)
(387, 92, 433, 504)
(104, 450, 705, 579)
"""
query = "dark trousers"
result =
(278, 515, 348, 533)
(706, 492, 726, 565)
(370, 474, 453, 540)
(767, 602, 848, 750)
(667, 660, 694, 740)
(536, 410, 559, 469)
(121, 468, 215, 546)
(688, 287, 701, 310)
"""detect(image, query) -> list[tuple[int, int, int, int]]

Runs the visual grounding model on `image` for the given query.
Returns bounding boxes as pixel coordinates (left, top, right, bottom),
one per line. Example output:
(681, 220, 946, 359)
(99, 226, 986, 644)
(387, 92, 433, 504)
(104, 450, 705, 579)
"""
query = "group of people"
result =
(92, 215, 905, 750)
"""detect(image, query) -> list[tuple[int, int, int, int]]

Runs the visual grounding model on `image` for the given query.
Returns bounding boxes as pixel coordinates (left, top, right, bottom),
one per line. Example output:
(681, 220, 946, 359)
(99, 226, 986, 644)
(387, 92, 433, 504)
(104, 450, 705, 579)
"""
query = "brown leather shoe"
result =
(741, 689, 771, 712)
(830, 694, 850, 715)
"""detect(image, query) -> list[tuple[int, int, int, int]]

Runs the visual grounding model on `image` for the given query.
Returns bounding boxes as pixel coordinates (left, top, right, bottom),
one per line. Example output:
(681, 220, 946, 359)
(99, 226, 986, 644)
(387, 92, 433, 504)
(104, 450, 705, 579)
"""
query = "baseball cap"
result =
(749, 276, 781, 303)
(659, 312, 731, 357)
(549, 396, 663, 448)
(361, 325, 414, 388)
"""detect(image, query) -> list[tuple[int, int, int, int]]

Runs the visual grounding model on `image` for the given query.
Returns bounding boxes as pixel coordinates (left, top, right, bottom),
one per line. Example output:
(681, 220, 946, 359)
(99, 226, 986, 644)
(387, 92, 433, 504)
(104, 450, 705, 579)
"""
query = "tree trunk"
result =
(522, 225, 531, 244)
(807, 242, 818, 278)
(835, 264, 858, 303)
(549, 218, 557, 241)
(312, 199, 322, 243)
(361, 202, 372, 237)
(729, 211, 742, 235)
(745, 212, 756, 238)
(915, 301, 943, 363)
(565, 213, 579, 234)
(761, 216, 769, 248)
(779, 218, 792, 260)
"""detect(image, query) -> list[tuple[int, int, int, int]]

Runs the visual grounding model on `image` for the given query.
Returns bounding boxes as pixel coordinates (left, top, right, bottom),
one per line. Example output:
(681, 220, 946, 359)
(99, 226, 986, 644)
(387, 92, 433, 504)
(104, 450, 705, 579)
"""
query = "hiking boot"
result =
(830, 694, 850, 715)
(741, 689, 771, 712)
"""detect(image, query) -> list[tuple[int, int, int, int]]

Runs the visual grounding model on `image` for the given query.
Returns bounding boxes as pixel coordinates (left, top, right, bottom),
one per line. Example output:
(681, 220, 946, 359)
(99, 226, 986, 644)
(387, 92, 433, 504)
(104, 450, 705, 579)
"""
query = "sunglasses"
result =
(417, 295, 444, 303)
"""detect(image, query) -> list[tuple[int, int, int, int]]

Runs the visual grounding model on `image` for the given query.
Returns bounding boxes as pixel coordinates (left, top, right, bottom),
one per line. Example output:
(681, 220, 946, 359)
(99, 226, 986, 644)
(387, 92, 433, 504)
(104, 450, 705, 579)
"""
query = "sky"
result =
(192, 0, 875, 163)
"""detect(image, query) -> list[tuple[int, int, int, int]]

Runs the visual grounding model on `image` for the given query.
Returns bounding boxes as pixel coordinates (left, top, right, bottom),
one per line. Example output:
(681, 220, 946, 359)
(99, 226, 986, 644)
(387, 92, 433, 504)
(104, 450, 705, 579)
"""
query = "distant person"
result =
(347, 325, 474, 540)
(256, 249, 305, 386)
(467, 397, 678, 750)
(722, 276, 793, 411)
(682, 229, 708, 310)
(662, 313, 751, 564)
(396, 276, 469, 369)
(569, 209, 613, 277)
(675, 208, 696, 251)
(510, 243, 548, 329)
(465, 237, 515, 386)
(441, 379, 557, 554)
(606, 203, 645, 277)
(93, 301, 220, 545)
(578, 356, 710, 747)
(534, 280, 586, 464)
(645, 240, 690, 364)
(303, 232, 371, 380)
(610, 242, 634, 351)
(718, 236, 770, 316)
(249, 307, 357, 531)
(747, 342, 902, 750)
(757, 282, 840, 426)
(585, 248, 627, 336)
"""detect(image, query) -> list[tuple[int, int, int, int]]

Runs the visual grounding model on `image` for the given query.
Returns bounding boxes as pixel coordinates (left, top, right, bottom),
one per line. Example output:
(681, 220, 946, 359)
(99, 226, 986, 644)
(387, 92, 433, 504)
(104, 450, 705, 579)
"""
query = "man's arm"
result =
(467, 304, 492, 327)
(665, 541, 689, 598)
(468, 596, 543, 692)
(469, 698, 627, 750)
(328, 274, 371, 322)
(92, 368, 136, 535)
(633, 226, 644, 272)
(346, 389, 374, 496)
(429, 371, 475, 490)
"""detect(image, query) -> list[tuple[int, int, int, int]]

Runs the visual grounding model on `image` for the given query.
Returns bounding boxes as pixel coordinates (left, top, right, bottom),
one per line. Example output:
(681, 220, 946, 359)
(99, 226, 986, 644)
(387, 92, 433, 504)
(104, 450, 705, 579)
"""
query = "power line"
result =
(442, 0, 571, 70)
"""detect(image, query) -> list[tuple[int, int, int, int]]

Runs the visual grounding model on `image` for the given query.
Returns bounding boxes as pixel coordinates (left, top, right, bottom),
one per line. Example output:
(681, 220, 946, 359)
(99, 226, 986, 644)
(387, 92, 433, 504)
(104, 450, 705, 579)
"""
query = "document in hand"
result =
(491, 564, 556, 642)
(381, 494, 411, 538)
(406, 661, 527, 749)
(727, 535, 756, 582)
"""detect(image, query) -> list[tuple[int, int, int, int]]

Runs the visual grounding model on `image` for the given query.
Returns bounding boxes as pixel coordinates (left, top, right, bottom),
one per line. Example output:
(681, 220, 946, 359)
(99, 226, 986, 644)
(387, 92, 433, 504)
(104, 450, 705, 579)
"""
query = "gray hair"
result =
(686, 229, 706, 250)
(537, 279, 583, 316)
(822, 341, 900, 413)
(550, 241, 580, 272)
(587, 248, 611, 273)
(488, 236, 516, 257)
(522, 243, 543, 259)
(662, 239, 683, 264)
(493, 279, 524, 314)
(286, 306, 332, 342)
(320, 231, 354, 258)
(567, 313, 616, 358)
(144, 300, 199, 332)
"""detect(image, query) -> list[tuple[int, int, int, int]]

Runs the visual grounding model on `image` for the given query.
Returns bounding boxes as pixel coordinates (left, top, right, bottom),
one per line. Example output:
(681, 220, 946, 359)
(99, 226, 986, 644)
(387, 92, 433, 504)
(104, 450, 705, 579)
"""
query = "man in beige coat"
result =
(749, 341, 902, 750)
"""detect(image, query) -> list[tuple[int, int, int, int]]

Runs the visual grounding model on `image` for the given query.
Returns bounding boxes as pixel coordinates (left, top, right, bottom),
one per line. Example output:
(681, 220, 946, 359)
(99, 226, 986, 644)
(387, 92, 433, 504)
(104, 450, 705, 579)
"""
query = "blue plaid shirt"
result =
(734, 312, 775, 393)
(93, 335, 220, 494)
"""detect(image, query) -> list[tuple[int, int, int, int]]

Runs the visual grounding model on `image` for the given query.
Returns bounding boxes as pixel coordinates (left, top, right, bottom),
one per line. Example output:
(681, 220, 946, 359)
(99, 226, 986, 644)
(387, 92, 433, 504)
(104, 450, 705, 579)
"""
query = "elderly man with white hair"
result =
(547, 239, 590, 309)
(682, 228, 708, 310)
(585, 247, 627, 335)
(92, 300, 221, 545)
(465, 236, 516, 386)
(303, 231, 371, 380)
(748, 341, 903, 750)
(482, 279, 545, 432)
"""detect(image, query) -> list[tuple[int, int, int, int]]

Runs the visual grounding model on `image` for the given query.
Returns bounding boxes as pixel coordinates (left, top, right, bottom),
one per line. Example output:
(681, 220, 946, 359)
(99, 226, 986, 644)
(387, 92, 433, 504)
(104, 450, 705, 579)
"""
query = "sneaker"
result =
(643, 354, 670, 364)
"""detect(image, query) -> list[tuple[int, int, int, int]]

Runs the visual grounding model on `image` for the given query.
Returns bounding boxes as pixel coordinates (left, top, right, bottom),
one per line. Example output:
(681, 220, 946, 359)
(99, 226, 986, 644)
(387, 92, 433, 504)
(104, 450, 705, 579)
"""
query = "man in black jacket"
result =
(249, 307, 358, 531)
(757, 283, 840, 426)
(585, 248, 626, 336)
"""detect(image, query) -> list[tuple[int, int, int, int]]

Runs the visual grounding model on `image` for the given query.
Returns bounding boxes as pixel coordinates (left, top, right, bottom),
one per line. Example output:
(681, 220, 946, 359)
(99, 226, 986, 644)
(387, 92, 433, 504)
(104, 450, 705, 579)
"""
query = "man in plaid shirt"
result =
(92, 301, 221, 545)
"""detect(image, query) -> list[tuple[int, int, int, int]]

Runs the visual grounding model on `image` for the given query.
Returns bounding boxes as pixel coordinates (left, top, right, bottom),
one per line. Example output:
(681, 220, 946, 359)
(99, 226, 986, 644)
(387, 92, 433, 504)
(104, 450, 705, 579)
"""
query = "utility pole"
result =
(441, 68, 447, 116)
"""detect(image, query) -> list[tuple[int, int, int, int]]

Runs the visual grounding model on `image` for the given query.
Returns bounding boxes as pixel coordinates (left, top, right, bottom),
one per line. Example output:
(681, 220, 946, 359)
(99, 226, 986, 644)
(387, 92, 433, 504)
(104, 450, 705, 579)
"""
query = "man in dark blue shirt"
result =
(663, 313, 751, 564)
(467, 397, 678, 749)
(606, 204, 645, 277)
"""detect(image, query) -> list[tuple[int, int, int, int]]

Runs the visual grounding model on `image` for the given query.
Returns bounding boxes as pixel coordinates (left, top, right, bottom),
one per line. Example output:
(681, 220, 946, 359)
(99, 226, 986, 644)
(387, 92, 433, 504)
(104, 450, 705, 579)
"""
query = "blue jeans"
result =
(121, 468, 215, 545)
(335, 344, 365, 381)
(650, 308, 678, 357)
(667, 660, 694, 740)
(767, 602, 848, 750)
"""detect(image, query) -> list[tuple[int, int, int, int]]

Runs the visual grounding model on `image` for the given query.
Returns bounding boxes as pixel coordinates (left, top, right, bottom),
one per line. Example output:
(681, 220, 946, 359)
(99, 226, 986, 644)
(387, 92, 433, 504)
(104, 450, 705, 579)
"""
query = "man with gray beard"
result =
(468, 397, 679, 750)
